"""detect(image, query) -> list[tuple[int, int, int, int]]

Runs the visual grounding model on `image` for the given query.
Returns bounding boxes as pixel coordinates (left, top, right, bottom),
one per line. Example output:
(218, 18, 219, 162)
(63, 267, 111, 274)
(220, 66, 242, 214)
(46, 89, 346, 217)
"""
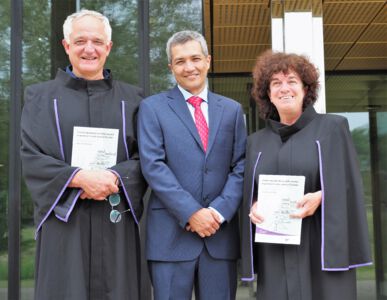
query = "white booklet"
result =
(254, 174, 305, 245)
(71, 126, 119, 170)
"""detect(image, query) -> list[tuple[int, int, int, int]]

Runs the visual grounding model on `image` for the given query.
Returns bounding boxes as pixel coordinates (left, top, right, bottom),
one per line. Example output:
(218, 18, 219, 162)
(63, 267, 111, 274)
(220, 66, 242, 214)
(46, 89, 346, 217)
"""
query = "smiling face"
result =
(169, 40, 211, 95)
(268, 70, 306, 125)
(62, 15, 112, 80)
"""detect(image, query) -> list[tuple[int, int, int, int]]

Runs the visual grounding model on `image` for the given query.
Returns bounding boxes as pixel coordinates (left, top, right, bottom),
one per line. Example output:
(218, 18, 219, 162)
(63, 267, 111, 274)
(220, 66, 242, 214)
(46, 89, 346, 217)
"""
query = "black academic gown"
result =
(21, 69, 147, 300)
(240, 106, 372, 300)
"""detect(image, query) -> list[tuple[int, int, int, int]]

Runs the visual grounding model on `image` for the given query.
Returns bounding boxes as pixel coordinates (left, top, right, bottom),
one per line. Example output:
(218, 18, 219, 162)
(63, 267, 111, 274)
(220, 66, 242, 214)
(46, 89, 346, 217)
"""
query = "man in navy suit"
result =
(138, 30, 246, 300)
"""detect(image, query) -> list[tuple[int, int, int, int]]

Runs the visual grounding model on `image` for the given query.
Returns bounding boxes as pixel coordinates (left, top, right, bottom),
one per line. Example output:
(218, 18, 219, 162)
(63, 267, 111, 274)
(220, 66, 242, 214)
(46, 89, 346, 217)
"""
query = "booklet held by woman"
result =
(254, 174, 305, 245)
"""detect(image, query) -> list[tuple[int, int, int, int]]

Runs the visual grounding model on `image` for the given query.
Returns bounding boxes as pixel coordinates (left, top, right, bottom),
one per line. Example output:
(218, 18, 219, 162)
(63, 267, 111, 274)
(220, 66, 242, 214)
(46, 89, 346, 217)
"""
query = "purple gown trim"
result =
(53, 99, 65, 161)
(316, 140, 372, 271)
(55, 189, 83, 222)
(34, 167, 81, 240)
(241, 152, 261, 282)
(322, 262, 373, 271)
(121, 101, 130, 161)
(108, 169, 139, 225)
(316, 140, 326, 270)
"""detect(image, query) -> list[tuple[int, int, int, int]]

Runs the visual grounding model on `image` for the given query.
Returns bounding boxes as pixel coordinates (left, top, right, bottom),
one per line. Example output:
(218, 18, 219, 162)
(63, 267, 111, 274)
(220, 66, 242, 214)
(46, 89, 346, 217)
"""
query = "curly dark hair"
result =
(251, 50, 320, 120)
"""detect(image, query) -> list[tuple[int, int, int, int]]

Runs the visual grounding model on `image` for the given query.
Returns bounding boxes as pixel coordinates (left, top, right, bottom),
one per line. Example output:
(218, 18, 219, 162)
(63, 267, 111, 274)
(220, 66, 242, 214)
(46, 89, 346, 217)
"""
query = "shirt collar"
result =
(177, 85, 208, 103)
(65, 65, 111, 80)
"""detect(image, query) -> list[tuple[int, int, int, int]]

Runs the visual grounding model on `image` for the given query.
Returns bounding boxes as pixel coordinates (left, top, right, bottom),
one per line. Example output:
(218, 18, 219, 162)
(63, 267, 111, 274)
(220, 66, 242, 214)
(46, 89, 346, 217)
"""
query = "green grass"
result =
(357, 265, 375, 280)
(0, 252, 7, 281)
(20, 227, 36, 280)
(357, 209, 376, 280)
(21, 279, 34, 288)
(0, 226, 36, 282)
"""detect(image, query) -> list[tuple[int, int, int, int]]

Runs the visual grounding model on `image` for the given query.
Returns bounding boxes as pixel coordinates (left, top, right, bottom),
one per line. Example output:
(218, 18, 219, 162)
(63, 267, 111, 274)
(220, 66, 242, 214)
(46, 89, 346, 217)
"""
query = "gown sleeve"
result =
(318, 116, 372, 270)
(21, 85, 80, 238)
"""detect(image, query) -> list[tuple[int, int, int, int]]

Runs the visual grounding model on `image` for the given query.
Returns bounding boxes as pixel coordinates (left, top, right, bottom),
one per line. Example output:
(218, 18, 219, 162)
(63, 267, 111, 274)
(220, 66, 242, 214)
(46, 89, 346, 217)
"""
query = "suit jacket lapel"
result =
(167, 86, 204, 150)
(207, 91, 224, 155)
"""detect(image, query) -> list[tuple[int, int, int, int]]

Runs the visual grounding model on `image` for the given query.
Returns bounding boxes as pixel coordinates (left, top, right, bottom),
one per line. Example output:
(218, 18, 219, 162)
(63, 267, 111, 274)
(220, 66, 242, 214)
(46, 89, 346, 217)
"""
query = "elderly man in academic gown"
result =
(21, 9, 147, 300)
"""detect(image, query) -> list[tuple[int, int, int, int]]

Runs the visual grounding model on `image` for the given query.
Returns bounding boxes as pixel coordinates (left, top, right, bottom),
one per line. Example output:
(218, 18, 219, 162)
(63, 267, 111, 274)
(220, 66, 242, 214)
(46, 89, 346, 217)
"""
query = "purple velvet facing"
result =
(55, 189, 83, 222)
(121, 101, 130, 161)
(108, 169, 139, 225)
(241, 152, 261, 282)
(53, 99, 65, 161)
(316, 140, 326, 270)
(316, 140, 372, 271)
(34, 167, 81, 240)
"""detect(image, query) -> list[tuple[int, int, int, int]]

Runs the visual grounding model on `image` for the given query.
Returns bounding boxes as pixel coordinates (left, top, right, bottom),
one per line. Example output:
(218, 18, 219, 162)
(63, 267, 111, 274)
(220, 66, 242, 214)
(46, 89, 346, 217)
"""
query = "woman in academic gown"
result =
(240, 51, 372, 300)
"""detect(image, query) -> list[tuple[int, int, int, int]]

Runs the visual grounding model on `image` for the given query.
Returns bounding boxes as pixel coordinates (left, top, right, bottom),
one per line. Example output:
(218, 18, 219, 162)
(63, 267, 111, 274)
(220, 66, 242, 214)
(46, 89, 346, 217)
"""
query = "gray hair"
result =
(166, 30, 209, 63)
(63, 9, 112, 44)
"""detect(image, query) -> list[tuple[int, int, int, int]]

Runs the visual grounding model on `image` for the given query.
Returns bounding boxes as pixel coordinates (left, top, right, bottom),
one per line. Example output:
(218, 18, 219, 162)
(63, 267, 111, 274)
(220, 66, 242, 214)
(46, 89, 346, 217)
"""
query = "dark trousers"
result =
(149, 247, 237, 300)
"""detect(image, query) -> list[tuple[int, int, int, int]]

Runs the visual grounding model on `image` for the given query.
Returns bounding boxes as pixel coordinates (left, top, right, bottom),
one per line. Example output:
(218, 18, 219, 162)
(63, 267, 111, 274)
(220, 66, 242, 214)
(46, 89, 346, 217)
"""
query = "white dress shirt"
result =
(177, 85, 209, 124)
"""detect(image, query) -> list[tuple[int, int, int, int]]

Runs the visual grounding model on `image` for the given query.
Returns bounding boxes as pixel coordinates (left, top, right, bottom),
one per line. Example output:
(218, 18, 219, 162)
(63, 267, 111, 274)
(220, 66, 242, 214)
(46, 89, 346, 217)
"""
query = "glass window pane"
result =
(333, 112, 376, 300)
(81, 0, 140, 85)
(0, 0, 10, 297)
(149, 0, 202, 94)
(21, 2, 52, 298)
(327, 73, 387, 300)
(376, 111, 387, 298)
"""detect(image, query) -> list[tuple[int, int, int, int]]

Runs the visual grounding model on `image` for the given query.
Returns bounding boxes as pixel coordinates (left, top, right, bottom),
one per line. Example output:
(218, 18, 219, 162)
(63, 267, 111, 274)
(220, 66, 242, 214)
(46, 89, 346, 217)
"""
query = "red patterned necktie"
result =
(187, 96, 209, 151)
